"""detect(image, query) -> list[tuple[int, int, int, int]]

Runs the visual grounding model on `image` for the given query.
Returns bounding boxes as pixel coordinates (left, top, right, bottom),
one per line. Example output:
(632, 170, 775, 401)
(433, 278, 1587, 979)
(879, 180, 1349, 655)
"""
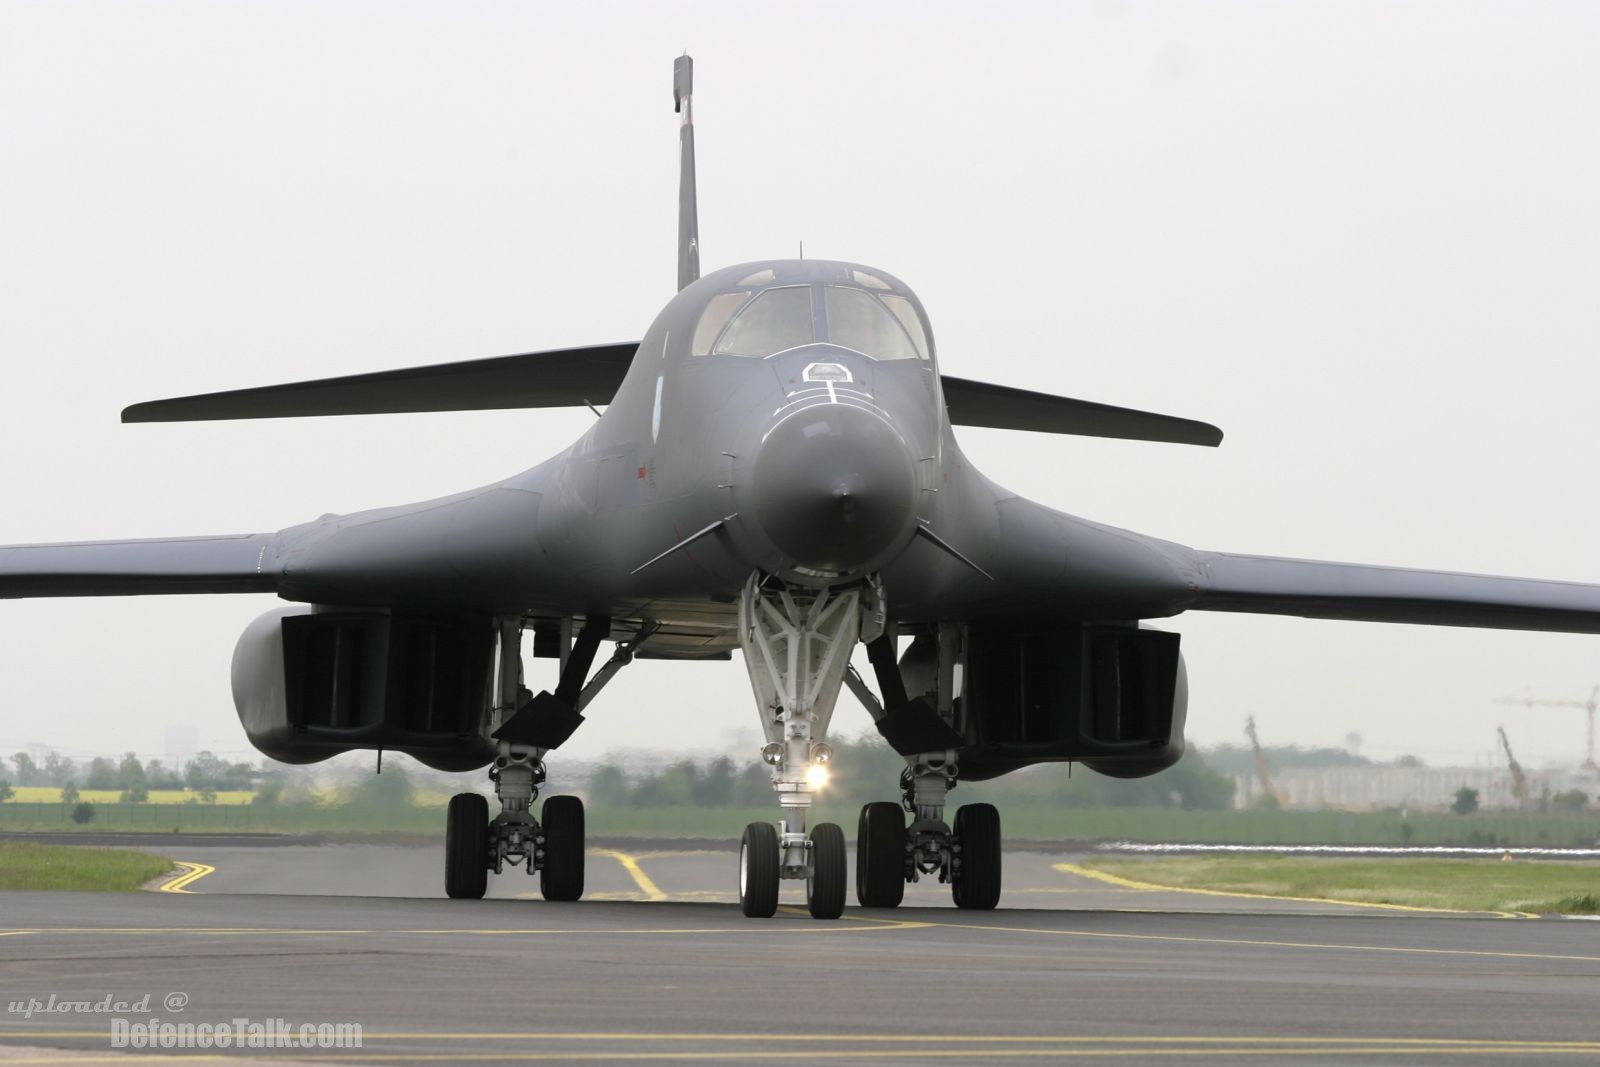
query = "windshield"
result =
(691, 292, 749, 355)
(824, 286, 921, 361)
(692, 278, 932, 361)
(878, 294, 930, 360)
(712, 285, 815, 357)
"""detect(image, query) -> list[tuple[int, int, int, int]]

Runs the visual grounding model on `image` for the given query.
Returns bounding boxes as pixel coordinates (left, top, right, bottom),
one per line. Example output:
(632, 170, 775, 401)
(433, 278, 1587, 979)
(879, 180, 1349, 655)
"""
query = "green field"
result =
(6, 787, 255, 805)
(1080, 854, 1600, 915)
(0, 799, 430, 833)
(0, 841, 175, 891)
(585, 804, 1600, 847)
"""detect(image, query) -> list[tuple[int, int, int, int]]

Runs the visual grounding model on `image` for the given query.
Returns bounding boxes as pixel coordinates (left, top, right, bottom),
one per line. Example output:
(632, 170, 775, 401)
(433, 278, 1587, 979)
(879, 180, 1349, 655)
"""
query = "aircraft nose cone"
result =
(752, 405, 918, 574)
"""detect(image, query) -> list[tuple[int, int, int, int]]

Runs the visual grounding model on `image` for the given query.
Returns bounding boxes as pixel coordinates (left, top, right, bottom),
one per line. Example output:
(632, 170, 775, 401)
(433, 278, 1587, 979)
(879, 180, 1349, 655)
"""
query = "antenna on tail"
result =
(674, 55, 700, 291)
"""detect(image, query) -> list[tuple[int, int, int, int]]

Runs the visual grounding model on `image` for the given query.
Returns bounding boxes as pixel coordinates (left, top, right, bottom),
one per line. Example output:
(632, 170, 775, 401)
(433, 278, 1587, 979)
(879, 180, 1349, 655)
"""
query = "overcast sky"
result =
(2, 2, 1598, 777)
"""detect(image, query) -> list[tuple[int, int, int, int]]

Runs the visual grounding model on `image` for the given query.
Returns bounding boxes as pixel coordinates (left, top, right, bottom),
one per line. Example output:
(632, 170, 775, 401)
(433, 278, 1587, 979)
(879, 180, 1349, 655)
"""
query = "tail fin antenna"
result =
(674, 55, 700, 291)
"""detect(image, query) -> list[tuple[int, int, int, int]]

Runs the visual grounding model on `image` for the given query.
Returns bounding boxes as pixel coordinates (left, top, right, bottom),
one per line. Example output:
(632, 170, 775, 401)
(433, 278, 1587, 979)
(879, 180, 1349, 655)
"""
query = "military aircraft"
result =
(5, 56, 1600, 920)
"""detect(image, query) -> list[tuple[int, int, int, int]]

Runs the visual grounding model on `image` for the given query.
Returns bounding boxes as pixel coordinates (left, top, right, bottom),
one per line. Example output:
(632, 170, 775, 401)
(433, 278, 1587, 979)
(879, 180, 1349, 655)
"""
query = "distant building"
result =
(164, 724, 198, 777)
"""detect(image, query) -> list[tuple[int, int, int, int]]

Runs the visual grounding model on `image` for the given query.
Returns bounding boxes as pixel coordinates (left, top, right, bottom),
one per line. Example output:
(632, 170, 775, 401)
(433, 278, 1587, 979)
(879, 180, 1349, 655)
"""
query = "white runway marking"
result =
(1098, 842, 1600, 857)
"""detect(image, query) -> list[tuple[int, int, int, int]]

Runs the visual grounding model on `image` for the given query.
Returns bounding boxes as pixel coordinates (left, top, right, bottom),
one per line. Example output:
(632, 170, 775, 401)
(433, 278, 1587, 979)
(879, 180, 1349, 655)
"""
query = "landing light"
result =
(805, 764, 831, 790)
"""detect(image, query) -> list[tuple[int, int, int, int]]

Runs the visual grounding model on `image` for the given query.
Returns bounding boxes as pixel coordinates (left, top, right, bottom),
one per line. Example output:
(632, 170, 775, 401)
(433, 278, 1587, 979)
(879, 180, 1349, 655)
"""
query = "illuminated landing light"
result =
(805, 764, 831, 790)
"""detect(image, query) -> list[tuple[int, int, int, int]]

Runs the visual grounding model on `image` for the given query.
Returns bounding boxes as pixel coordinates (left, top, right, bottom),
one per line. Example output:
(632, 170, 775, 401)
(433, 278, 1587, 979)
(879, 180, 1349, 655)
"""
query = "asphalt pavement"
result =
(2, 838, 1597, 1064)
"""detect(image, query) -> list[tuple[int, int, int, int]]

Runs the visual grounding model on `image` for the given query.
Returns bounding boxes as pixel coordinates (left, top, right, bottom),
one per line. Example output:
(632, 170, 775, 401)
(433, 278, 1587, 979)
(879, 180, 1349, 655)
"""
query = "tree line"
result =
(2, 750, 256, 802)
(3, 735, 1242, 812)
(583, 733, 1237, 811)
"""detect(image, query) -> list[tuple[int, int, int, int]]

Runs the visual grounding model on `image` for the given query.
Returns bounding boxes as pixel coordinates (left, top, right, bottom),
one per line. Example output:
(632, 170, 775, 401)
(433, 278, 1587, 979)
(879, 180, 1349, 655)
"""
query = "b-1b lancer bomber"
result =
(5, 57, 1599, 919)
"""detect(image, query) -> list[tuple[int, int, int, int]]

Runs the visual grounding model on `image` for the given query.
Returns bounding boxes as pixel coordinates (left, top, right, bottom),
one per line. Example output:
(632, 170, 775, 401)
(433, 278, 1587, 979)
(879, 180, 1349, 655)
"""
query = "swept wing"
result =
(122, 347, 1221, 448)
(0, 534, 278, 598)
(1189, 550, 1600, 634)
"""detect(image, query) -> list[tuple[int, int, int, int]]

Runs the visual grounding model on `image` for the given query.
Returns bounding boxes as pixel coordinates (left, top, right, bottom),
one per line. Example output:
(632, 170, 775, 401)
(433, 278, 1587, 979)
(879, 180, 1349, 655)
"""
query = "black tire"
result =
(951, 802, 1001, 910)
(739, 822, 780, 918)
(806, 822, 847, 920)
(855, 802, 906, 909)
(539, 795, 585, 902)
(444, 792, 489, 900)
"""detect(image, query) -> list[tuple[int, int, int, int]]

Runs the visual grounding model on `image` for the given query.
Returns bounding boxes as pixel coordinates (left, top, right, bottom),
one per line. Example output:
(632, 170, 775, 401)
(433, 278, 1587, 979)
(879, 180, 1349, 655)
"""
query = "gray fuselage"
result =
(269, 258, 1201, 656)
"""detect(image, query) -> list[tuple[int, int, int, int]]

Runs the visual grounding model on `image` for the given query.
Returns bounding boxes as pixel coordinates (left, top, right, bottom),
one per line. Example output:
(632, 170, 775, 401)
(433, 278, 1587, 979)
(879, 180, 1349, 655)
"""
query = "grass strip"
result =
(1080, 854, 1600, 915)
(0, 841, 174, 891)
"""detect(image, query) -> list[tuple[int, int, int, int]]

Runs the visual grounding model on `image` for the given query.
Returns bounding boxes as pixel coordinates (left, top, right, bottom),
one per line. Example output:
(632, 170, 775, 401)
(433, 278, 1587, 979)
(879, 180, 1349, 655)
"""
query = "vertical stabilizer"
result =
(674, 55, 700, 291)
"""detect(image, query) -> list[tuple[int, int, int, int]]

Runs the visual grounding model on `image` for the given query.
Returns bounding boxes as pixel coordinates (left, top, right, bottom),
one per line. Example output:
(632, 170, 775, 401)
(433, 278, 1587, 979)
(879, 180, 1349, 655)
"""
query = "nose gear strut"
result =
(734, 572, 878, 919)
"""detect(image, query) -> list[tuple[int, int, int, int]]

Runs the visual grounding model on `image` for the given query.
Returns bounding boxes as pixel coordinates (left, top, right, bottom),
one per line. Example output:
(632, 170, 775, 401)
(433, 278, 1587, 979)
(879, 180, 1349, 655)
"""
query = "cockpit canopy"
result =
(691, 269, 931, 362)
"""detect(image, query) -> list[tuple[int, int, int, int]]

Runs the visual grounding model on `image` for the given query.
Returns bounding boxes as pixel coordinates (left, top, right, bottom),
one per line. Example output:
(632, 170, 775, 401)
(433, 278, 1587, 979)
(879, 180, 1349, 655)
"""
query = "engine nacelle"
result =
(945, 623, 1188, 781)
(231, 605, 497, 771)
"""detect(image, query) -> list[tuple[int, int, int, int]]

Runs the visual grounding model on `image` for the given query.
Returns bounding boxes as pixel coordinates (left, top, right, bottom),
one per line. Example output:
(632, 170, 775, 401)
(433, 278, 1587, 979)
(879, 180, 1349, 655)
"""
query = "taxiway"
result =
(2, 840, 1597, 1063)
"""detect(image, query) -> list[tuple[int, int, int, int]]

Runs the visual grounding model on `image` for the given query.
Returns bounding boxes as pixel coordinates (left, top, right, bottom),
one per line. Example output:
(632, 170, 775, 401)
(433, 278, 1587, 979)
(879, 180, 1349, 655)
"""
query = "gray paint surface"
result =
(5, 252, 1600, 656)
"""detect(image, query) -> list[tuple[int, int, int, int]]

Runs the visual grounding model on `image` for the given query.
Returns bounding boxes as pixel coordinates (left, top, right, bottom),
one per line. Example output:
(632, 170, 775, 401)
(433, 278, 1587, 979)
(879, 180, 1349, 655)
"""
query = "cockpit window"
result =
(823, 286, 920, 361)
(878, 294, 930, 361)
(691, 292, 750, 355)
(693, 280, 932, 362)
(713, 285, 815, 357)
(852, 270, 892, 290)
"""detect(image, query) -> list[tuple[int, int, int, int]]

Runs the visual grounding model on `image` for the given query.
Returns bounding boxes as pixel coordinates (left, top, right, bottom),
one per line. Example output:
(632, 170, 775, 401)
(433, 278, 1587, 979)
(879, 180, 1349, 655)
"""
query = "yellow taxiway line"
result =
(1054, 861, 1537, 919)
(6, 1032, 1600, 1048)
(3, 1050, 1592, 1062)
(0, 1058, 232, 1065)
(0, 923, 925, 937)
(156, 861, 215, 894)
(287, 1048, 1600, 1060)
(590, 848, 669, 901)
(5, 1033, 1599, 1058)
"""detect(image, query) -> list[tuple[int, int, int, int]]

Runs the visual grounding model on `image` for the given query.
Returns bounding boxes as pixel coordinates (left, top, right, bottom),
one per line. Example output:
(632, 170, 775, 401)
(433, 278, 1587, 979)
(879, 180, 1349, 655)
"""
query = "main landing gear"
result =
(445, 615, 646, 901)
(851, 764, 1003, 911)
(444, 788, 585, 901)
(845, 626, 1002, 911)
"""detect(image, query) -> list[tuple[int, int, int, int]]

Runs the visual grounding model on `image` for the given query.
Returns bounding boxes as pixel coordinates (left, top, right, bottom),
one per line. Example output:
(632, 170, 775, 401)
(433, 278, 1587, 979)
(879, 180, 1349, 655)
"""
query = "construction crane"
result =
(1496, 725, 1530, 808)
(1495, 685, 1599, 772)
(1244, 716, 1284, 807)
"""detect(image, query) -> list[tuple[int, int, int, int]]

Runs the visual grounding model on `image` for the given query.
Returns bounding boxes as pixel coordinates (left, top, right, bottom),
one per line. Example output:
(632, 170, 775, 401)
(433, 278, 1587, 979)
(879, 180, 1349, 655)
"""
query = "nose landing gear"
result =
(738, 821, 780, 917)
(804, 822, 847, 919)
(735, 573, 869, 920)
(738, 819, 847, 919)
